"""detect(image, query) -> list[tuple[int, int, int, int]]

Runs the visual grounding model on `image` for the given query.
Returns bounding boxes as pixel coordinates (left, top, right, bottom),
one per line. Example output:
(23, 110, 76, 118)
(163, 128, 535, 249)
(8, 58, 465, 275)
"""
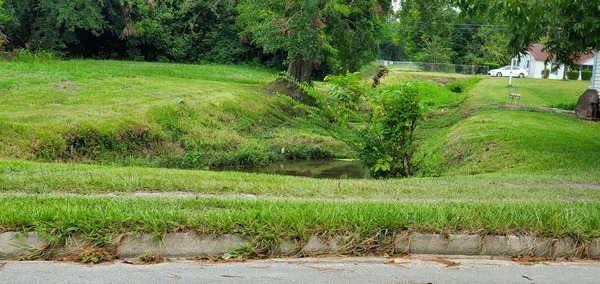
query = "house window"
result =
(581, 65, 593, 71)
(526, 60, 530, 68)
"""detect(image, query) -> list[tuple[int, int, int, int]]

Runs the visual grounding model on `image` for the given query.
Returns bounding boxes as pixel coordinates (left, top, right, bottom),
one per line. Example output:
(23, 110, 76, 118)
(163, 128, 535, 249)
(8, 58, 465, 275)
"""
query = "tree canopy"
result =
(0, 0, 6, 47)
(236, 0, 392, 82)
(1, 0, 393, 78)
(0, 0, 269, 63)
(391, 0, 512, 65)
(0, 0, 5, 21)
(8, 0, 596, 76)
(454, 0, 600, 66)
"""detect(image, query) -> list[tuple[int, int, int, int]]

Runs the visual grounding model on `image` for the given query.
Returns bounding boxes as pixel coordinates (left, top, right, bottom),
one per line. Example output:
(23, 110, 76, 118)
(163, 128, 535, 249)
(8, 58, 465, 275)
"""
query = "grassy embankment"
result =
(0, 60, 351, 169)
(417, 76, 599, 176)
(1, 59, 599, 258)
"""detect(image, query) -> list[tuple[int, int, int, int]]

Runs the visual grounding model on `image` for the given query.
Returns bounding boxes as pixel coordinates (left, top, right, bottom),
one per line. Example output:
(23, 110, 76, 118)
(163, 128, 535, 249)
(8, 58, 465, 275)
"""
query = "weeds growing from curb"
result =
(78, 247, 113, 264)
(137, 253, 163, 264)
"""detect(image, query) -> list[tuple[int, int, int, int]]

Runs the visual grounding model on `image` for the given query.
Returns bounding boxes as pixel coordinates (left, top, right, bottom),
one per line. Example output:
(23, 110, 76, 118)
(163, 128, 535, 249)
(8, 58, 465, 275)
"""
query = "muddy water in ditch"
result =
(238, 159, 369, 179)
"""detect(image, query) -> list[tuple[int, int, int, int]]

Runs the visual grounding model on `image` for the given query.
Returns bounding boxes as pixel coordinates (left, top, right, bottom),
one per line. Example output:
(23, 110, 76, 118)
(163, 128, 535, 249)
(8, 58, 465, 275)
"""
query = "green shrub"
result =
(360, 83, 424, 178)
(282, 143, 334, 160)
(327, 73, 426, 178)
(541, 69, 549, 79)
(447, 83, 464, 93)
(486, 62, 500, 70)
(445, 78, 481, 94)
(566, 70, 579, 80)
(326, 72, 371, 112)
(581, 70, 593, 81)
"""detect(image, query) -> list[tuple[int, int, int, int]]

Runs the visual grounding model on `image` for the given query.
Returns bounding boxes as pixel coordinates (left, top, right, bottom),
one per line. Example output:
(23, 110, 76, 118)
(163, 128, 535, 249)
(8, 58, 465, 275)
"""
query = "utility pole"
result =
(509, 59, 513, 85)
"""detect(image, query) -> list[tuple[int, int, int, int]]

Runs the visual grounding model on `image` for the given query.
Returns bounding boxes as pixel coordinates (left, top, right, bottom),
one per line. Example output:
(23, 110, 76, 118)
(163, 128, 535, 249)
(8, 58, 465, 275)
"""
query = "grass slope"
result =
(419, 77, 599, 176)
(0, 60, 352, 169)
(441, 109, 600, 175)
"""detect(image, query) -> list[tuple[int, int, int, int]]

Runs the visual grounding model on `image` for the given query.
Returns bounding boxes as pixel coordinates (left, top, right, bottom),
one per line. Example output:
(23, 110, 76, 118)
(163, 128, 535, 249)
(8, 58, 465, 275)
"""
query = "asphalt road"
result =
(1, 256, 599, 284)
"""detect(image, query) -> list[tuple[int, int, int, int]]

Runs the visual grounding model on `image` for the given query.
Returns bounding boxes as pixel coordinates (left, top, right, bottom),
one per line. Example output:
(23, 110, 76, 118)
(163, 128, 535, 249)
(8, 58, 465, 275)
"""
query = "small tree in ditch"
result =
(361, 83, 424, 178)
(327, 74, 424, 178)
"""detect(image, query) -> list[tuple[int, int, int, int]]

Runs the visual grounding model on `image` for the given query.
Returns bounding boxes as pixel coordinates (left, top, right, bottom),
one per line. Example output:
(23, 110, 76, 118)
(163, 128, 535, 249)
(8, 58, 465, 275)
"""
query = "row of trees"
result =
(0, 0, 7, 47)
(1, 1, 263, 63)
(383, 0, 512, 66)
(0, 0, 392, 82)
(1, 1, 598, 82)
(454, 0, 600, 68)
(380, 0, 600, 69)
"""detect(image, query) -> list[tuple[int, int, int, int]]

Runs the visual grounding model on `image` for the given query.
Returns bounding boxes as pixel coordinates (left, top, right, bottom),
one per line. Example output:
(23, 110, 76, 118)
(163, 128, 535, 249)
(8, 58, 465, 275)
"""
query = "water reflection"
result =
(240, 159, 369, 179)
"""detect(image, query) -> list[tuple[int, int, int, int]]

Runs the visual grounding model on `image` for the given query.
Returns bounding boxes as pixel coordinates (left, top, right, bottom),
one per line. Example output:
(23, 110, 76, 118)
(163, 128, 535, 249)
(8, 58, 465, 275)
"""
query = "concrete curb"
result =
(116, 233, 248, 258)
(0, 232, 46, 259)
(1, 232, 598, 260)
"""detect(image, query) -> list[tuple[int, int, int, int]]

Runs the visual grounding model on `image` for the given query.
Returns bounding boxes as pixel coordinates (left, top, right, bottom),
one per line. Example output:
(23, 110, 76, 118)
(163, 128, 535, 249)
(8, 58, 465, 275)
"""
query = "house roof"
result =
(527, 43, 594, 64)
(528, 44, 553, 61)
(575, 53, 595, 65)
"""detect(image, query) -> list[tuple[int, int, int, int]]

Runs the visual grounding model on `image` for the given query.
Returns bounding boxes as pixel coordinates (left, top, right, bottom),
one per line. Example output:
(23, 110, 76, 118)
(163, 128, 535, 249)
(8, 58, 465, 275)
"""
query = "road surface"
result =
(1, 256, 599, 283)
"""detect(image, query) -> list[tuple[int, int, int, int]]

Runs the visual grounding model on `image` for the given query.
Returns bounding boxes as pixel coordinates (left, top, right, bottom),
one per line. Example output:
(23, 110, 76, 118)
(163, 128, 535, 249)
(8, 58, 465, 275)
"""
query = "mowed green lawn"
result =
(0, 60, 272, 125)
(468, 76, 591, 108)
(0, 60, 599, 257)
(0, 59, 272, 154)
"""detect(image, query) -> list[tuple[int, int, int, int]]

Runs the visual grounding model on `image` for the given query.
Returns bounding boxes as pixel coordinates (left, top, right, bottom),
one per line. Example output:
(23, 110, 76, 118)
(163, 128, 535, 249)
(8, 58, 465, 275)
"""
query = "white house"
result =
(392, 0, 401, 11)
(512, 44, 595, 80)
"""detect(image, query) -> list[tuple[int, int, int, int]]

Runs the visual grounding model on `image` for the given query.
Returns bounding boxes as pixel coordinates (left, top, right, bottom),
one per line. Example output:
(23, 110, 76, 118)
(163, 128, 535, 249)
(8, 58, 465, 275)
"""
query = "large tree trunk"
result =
(287, 56, 313, 83)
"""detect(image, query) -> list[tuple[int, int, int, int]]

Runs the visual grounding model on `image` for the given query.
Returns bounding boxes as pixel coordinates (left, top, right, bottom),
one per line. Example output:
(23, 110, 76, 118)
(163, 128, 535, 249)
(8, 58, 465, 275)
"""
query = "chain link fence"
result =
(378, 60, 489, 75)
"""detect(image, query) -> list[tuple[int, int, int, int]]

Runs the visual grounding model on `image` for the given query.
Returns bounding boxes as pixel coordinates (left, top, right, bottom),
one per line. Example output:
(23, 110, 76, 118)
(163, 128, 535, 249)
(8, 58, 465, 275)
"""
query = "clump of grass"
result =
(137, 253, 163, 263)
(415, 81, 467, 109)
(445, 77, 481, 94)
(78, 247, 113, 264)
(229, 246, 259, 259)
(1, 49, 62, 63)
(548, 102, 576, 111)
